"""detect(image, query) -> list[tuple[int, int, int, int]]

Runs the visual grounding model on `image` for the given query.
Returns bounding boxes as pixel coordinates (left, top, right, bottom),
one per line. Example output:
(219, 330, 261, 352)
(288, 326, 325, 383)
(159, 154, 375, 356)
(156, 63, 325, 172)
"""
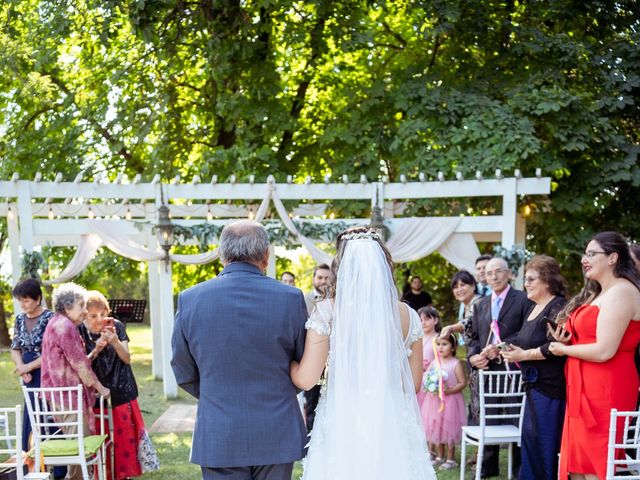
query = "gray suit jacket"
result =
(171, 262, 308, 468)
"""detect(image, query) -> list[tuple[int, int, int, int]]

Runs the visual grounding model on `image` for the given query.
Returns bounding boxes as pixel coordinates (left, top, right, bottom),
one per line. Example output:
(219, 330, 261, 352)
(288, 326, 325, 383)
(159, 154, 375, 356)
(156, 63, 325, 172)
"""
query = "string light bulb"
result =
(206, 205, 213, 221)
(248, 210, 255, 220)
(88, 206, 95, 219)
(48, 207, 55, 220)
(7, 206, 14, 220)
(125, 208, 132, 221)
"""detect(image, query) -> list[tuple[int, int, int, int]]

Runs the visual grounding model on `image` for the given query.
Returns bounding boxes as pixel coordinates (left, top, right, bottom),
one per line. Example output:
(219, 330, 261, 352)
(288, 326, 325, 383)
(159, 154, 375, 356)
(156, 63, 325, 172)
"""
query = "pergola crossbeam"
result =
(0, 177, 549, 200)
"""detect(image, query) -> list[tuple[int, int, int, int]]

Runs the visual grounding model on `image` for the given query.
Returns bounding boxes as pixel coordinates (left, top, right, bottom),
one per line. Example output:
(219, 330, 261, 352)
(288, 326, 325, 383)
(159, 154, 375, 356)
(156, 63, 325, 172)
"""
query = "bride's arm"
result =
(408, 339, 423, 392)
(290, 331, 329, 390)
(399, 302, 423, 392)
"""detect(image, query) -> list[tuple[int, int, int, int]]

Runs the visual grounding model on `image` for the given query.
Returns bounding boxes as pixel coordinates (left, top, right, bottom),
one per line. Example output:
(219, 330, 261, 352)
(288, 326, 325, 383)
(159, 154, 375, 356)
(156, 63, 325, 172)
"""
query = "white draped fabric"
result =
(42, 234, 103, 286)
(437, 232, 481, 272)
(43, 221, 219, 285)
(44, 186, 482, 284)
(269, 187, 334, 266)
(386, 217, 461, 263)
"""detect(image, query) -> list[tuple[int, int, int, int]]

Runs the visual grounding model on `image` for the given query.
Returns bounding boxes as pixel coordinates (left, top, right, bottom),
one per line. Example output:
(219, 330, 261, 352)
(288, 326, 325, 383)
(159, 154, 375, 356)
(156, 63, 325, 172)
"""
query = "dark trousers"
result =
(201, 463, 293, 480)
(482, 445, 520, 478)
(519, 389, 565, 480)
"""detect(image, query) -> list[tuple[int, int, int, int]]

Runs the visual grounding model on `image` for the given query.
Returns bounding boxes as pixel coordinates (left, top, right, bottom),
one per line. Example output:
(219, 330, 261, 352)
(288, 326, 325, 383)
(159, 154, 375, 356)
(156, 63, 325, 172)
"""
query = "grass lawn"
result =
(0, 324, 501, 480)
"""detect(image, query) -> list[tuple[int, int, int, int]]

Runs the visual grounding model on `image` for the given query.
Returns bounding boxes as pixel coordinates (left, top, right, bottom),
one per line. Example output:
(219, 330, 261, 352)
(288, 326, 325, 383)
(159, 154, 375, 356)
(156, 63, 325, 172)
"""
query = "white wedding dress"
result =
(302, 239, 436, 480)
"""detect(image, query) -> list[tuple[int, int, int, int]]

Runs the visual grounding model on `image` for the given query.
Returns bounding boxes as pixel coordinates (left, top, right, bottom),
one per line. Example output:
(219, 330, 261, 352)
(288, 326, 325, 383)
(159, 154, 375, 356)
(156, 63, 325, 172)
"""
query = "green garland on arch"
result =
(171, 220, 356, 251)
(493, 244, 534, 274)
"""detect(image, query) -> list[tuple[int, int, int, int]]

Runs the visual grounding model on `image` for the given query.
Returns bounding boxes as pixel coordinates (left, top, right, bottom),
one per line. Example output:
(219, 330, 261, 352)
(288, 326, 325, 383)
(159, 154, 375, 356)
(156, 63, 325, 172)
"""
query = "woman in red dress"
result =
(79, 291, 159, 479)
(550, 231, 640, 480)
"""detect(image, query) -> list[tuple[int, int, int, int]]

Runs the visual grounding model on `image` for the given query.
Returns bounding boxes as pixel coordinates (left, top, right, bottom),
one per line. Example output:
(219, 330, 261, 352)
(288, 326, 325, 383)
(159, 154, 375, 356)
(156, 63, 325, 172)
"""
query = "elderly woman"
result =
(41, 282, 110, 480)
(500, 255, 567, 480)
(79, 290, 158, 479)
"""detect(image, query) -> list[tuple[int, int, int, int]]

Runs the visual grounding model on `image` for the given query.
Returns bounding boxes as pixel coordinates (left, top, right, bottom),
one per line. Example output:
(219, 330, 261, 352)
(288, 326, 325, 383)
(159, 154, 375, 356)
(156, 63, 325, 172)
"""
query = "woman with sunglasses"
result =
(549, 232, 640, 480)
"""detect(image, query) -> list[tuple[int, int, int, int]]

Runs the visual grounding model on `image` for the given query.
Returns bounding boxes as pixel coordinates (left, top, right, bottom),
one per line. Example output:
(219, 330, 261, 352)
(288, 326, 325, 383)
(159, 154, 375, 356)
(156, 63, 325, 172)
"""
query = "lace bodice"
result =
(305, 299, 423, 356)
(404, 305, 424, 356)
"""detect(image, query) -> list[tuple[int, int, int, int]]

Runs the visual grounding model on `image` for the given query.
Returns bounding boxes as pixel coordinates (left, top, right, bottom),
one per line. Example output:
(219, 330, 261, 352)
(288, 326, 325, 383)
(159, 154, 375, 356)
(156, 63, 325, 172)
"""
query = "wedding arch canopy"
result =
(0, 170, 550, 397)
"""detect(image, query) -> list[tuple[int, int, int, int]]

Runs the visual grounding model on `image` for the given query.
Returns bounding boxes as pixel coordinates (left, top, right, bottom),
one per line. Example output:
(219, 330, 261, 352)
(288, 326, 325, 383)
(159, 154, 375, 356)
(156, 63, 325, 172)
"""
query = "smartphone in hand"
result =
(496, 342, 511, 351)
(102, 317, 115, 330)
(544, 316, 558, 330)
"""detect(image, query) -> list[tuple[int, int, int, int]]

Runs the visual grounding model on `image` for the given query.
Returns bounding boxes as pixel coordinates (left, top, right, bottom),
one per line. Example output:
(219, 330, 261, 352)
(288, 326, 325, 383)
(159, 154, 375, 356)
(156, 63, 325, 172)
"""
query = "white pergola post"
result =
(267, 245, 276, 278)
(146, 204, 164, 380)
(147, 258, 163, 379)
(514, 214, 528, 288)
(16, 182, 35, 252)
(157, 260, 177, 398)
(501, 178, 518, 248)
(7, 203, 22, 314)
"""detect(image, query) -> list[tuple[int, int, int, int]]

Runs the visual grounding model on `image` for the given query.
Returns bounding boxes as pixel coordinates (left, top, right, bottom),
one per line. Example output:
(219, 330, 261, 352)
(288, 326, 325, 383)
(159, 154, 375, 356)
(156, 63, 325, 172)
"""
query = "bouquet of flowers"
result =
(422, 365, 448, 394)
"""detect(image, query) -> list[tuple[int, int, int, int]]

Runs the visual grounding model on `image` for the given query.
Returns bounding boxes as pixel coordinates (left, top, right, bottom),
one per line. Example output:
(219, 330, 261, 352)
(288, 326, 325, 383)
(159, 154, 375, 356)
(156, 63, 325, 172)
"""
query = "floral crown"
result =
(340, 230, 382, 241)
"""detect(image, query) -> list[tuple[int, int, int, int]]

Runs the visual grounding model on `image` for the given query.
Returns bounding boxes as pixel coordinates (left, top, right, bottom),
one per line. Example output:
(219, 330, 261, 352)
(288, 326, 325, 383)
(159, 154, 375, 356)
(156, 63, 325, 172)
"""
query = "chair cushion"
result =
(38, 435, 107, 457)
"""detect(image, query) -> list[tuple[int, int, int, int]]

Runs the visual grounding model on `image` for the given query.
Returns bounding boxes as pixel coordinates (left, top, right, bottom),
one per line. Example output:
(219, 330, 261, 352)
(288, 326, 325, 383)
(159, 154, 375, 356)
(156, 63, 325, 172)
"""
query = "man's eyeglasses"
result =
(582, 250, 607, 259)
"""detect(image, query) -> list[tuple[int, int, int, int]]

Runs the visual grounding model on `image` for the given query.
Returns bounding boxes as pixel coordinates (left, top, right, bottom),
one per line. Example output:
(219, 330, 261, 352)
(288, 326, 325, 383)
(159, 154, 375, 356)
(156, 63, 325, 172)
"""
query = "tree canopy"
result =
(1, 0, 639, 292)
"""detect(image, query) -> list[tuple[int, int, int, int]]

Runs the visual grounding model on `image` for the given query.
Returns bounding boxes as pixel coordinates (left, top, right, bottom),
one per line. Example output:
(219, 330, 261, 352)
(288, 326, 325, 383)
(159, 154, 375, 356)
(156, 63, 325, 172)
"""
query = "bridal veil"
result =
(303, 237, 435, 479)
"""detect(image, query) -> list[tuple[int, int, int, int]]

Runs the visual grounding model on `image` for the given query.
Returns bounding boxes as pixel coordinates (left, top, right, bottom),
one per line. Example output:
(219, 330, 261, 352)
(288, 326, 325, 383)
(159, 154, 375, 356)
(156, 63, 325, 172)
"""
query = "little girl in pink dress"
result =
(416, 307, 441, 404)
(420, 333, 467, 470)
(415, 307, 441, 459)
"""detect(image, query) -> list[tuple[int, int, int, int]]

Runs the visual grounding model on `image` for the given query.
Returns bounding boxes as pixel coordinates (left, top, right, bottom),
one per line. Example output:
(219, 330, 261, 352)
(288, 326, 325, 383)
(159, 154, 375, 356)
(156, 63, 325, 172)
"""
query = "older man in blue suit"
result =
(171, 220, 308, 480)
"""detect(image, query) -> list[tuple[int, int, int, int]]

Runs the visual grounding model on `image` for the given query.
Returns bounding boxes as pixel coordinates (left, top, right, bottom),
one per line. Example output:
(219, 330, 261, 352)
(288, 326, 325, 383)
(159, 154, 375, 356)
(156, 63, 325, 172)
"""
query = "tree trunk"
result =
(0, 296, 11, 347)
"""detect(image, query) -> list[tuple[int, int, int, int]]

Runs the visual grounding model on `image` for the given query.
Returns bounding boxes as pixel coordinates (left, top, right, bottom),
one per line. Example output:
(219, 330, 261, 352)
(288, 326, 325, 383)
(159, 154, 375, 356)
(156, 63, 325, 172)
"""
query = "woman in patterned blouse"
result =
(10, 278, 55, 453)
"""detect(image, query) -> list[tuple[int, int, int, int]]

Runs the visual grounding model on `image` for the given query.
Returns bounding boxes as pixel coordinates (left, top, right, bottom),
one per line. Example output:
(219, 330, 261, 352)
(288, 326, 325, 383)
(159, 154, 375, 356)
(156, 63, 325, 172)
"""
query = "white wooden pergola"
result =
(0, 169, 550, 397)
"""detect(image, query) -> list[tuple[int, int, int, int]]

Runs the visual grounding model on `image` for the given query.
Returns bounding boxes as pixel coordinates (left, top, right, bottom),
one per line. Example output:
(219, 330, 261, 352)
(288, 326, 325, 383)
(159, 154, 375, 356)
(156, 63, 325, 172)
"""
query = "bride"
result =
(290, 227, 437, 479)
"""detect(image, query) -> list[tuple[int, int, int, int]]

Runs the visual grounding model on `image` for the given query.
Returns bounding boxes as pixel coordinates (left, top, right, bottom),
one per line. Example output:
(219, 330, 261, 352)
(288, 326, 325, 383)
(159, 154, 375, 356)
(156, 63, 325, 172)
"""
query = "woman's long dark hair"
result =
(557, 231, 640, 324)
(592, 231, 640, 290)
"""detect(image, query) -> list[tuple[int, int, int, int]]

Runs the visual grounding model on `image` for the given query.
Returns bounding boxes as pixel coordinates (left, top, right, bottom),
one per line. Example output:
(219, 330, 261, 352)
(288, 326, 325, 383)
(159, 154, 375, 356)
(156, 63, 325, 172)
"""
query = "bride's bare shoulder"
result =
(397, 301, 411, 334)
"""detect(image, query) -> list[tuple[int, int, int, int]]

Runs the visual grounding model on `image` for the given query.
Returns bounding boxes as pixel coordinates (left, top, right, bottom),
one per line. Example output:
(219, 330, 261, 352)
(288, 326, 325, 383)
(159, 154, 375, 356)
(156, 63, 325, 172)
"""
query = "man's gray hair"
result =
(219, 220, 270, 264)
(487, 257, 509, 270)
(52, 282, 87, 313)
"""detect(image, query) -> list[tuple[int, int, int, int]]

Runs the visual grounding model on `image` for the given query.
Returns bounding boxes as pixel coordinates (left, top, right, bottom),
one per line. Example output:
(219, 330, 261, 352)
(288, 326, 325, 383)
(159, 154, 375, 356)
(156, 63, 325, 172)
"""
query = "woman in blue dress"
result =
(9, 277, 66, 480)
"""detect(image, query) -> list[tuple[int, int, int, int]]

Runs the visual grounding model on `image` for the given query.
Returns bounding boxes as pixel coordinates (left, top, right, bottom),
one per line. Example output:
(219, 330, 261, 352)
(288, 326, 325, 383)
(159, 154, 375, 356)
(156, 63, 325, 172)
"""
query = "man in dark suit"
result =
(468, 257, 531, 479)
(171, 220, 308, 480)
